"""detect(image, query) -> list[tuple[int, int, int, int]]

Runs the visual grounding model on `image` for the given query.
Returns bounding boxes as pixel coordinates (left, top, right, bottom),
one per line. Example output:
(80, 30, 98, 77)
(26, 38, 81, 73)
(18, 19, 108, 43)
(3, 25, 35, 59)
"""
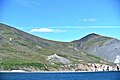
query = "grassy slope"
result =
(0, 23, 106, 71)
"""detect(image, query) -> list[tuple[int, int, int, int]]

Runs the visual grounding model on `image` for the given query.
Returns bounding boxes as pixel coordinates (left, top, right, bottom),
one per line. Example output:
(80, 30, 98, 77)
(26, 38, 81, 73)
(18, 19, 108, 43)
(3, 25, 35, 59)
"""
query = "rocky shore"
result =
(1, 63, 119, 72)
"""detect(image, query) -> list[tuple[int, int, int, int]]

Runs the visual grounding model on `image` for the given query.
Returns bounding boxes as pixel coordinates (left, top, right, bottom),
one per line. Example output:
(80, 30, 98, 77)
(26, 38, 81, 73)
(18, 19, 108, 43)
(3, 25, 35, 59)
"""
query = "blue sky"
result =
(0, 0, 120, 42)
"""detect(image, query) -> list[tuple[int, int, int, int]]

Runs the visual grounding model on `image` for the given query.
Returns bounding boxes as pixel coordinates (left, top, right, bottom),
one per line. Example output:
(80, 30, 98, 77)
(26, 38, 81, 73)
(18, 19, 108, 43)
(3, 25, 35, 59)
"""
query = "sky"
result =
(0, 0, 120, 42)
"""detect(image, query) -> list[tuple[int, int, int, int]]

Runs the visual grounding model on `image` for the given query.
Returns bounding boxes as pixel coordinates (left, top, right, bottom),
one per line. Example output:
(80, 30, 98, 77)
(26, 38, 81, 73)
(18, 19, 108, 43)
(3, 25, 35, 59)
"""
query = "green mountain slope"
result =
(0, 23, 111, 71)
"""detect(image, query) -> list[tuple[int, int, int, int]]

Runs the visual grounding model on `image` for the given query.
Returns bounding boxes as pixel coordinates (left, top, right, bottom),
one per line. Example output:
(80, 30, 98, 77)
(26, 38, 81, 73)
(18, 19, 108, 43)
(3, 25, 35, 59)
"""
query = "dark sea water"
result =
(0, 71, 120, 80)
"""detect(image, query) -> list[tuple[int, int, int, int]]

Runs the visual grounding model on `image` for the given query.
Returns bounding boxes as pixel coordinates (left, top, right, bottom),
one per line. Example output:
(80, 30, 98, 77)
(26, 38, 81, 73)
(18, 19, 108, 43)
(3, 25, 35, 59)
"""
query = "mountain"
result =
(72, 33, 120, 63)
(0, 23, 119, 71)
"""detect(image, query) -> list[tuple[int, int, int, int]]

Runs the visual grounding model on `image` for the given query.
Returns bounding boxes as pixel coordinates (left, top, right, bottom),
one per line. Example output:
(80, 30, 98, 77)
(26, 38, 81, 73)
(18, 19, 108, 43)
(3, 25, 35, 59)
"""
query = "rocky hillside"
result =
(0, 23, 107, 71)
(72, 33, 120, 63)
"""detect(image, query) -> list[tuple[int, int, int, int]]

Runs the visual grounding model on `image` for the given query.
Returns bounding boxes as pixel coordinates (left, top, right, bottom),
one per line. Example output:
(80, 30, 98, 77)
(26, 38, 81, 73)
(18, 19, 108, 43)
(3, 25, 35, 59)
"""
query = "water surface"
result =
(0, 71, 120, 80)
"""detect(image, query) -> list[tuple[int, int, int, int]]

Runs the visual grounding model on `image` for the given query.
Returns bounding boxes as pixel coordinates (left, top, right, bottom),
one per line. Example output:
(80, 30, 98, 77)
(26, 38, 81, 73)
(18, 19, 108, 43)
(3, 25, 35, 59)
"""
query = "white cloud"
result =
(79, 18, 96, 22)
(30, 28, 66, 33)
(30, 26, 120, 33)
(88, 18, 96, 22)
(49, 26, 120, 29)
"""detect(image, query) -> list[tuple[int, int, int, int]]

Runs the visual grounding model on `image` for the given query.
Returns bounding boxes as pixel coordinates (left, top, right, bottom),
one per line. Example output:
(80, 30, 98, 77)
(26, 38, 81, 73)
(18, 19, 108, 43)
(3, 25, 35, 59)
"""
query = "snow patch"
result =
(74, 47, 79, 51)
(48, 54, 71, 64)
(9, 38, 12, 41)
(114, 55, 120, 63)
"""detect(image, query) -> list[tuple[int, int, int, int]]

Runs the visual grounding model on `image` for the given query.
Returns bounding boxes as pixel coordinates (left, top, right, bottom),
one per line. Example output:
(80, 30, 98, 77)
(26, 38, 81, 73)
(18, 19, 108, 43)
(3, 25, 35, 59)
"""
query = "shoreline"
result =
(0, 70, 119, 73)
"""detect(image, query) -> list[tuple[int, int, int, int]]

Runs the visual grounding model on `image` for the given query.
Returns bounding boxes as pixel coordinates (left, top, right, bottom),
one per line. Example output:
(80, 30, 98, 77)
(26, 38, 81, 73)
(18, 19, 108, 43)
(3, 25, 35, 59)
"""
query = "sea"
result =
(0, 71, 120, 80)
